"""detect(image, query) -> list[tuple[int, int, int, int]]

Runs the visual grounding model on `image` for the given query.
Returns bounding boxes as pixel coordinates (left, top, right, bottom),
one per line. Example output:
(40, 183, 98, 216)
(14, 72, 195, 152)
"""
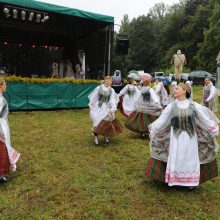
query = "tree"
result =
(111, 14, 132, 77)
(111, 0, 220, 74)
(119, 14, 130, 35)
(196, 2, 220, 72)
(159, 3, 185, 68)
(129, 15, 158, 71)
(149, 2, 168, 21)
(180, 0, 214, 69)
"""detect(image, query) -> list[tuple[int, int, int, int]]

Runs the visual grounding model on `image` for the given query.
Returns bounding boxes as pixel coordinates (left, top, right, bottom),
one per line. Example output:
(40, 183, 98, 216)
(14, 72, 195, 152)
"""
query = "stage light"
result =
(12, 9, 18, 19)
(29, 12, 34, 21)
(18, 43, 22, 47)
(36, 14, 41, 23)
(41, 15, 49, 23)
(21, 10, 26, 20)
(44, 45, 48, 49)
(4, 42, 8, 45)
(32, 45, 36, 48)
(3, 8, 10, 18)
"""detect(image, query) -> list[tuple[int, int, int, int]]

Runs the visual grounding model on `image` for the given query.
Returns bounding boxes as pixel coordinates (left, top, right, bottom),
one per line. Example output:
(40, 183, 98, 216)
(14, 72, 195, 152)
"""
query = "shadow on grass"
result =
(143, 178, 203, 193)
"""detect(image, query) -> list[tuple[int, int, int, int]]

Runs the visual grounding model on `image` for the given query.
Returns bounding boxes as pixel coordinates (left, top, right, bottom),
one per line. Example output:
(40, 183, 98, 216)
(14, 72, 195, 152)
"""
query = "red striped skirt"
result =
(125, 111, 158, 134)
(93, 118, 123, 137)
(144, 158, 218, 184)
(0, 141, 10, 176)
(119, 97, 128, 117)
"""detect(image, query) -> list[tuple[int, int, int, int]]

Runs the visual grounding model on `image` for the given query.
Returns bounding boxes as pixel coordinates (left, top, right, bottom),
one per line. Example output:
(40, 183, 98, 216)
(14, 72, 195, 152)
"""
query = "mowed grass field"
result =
(0, 85, 220, 220)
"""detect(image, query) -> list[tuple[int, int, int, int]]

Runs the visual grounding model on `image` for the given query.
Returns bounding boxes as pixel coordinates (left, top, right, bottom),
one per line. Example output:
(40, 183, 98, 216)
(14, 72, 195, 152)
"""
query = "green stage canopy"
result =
(0, 0, 114, 23)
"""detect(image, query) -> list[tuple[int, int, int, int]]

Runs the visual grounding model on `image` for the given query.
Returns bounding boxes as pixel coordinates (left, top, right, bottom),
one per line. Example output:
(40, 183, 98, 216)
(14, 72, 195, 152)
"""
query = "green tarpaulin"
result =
(3, 82, 99, 110)
(0, 0, 114, 23)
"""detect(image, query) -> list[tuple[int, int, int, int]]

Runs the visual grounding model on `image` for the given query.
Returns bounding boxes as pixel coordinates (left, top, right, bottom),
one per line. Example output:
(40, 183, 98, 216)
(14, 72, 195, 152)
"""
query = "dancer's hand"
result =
(109, 111, 114, 116)
(110, 109, 115, 114)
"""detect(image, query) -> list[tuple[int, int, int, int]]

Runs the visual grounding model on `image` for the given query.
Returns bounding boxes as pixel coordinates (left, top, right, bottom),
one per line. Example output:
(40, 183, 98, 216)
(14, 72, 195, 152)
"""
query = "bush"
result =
(4, 76, 100, 84)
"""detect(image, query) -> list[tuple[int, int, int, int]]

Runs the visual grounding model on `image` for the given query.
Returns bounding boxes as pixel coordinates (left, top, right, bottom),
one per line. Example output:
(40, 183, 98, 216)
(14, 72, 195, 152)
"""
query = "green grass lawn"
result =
(0, 85, 220, 220)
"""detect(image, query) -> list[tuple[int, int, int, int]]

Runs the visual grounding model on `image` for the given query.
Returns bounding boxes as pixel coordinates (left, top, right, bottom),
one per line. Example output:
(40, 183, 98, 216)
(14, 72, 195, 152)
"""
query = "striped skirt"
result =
(125, 111, 157, 134)
(93, 118, 123, 137)
(0, 141, 10, 176)
(144, 158, 218, 184)
(119, 97, 128, 117)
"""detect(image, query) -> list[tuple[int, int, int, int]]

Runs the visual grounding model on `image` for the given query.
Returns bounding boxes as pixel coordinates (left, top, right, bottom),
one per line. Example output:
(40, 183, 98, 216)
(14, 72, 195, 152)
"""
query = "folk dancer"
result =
(0, 78, 20, 183)
(185, 80, 193, 101)
(118, 78, 140, 117)
(89, 76, 122, 145)
(125, 76, 162, 138)
(145, 83, 219, 188)
(168, 81, 177, 103)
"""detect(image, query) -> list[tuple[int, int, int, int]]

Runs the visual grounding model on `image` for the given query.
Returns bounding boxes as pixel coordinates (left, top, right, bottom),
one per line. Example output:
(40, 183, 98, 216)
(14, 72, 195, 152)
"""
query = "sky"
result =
(36, 0, 180, 31)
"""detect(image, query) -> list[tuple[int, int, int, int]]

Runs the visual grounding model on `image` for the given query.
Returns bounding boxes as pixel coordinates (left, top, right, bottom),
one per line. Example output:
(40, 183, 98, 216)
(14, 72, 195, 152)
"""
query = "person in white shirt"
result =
(0, 78, 20, 182)
(155, 78, 168, 107)
(185, 80, 193, 100)
(88, 76, 122, 145)
(145, 83, 219, 188)
(125, 76, 162, 138)
(168, 81, 177, 103)
(112, 70, 122, 86)
(202, 78, 217, 112)
(118, 78, 140, 116)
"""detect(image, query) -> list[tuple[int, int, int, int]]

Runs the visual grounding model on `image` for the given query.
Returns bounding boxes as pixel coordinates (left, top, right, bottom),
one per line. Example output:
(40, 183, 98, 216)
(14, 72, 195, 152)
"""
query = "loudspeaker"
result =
(116, 35, 129, 55)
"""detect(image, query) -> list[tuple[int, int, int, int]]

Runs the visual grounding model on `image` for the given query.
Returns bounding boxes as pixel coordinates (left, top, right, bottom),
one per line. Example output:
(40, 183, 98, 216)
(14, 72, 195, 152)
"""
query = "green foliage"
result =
(111, 15, 131, 77)
(196, 2, 220, 71)
(149, 2, 168, 21)
(4, 75, 100, 84)
(129, 15, 158, 71)
(180, 0, 215, 69)
(119, 14, 130, 35)
(112, 0, 219, 74)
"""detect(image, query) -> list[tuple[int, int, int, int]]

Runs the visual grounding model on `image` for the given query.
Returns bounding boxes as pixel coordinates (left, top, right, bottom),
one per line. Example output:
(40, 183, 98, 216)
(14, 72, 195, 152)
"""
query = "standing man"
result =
(171, 49, 187, 82)
(202, 78, 217, 112)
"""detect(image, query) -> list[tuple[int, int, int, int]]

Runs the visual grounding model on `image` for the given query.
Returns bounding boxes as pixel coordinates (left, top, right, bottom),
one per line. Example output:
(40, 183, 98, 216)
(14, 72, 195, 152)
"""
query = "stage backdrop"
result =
(4, 82, 99, 110)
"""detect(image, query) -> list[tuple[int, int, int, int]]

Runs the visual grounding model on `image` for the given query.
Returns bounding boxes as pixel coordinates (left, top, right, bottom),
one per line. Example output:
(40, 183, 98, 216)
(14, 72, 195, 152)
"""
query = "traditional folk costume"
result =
(168, 81, 177, 104)
(112, 70, 122, 86)
(118, 84, 140, 117)
(155, 81, 168, 107)
(75, 64, 81, 79)
(59, 61, 65, 78)
(51, 62, 59, 78)
(185, 81, 193, 101)
(65, 60, 75, 79)
(125, 86, 162, 136)
(0, 94, 20, 181)
(145, 98, 219, 187)
(202, 82, 217, 112)
(89, 84, 122, 144)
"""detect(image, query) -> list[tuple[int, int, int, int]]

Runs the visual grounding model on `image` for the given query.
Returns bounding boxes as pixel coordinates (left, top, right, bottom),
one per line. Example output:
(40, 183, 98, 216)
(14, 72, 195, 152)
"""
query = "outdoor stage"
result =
(0, 0, 114, 110)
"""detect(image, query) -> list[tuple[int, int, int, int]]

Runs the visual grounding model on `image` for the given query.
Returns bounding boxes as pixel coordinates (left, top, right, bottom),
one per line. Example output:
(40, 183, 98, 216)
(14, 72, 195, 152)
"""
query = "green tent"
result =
(0, 0, 114, 77)
(0, 0, 114, 23)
